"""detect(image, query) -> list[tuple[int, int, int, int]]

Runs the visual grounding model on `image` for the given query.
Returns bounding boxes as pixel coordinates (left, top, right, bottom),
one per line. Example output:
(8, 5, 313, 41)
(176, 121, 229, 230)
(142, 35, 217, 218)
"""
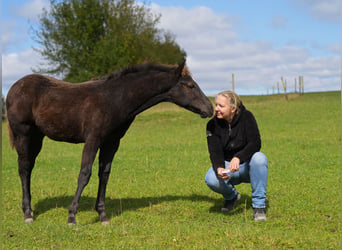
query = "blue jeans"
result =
(205, 152, 268, 208)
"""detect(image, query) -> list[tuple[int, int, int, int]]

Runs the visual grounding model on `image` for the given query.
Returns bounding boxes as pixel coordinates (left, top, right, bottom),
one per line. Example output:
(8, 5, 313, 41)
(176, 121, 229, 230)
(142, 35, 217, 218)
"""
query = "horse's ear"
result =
(175, 59, 186, 77)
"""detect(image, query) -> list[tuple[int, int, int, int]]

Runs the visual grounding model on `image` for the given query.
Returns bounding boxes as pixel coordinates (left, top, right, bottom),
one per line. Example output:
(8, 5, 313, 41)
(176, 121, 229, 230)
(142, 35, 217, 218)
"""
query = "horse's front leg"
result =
(68, 141, 99, 224)
(95, 140, 120, 225)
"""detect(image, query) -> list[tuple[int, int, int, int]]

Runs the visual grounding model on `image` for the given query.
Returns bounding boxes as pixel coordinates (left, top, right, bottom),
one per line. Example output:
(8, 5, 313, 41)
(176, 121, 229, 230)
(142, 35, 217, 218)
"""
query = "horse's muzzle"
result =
(200, 109, 214, 118)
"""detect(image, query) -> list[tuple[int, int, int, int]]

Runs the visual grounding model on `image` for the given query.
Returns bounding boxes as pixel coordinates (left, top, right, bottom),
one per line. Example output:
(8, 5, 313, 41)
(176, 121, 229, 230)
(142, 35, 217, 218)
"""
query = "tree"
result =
(33, 0, 186, 82)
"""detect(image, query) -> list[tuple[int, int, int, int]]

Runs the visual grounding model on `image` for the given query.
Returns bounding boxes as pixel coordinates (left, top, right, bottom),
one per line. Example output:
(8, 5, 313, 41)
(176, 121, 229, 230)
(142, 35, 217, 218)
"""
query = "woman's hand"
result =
(217, 157, 240, 180)
(228, 157, 240, 172)
(217, 167, 230, 180)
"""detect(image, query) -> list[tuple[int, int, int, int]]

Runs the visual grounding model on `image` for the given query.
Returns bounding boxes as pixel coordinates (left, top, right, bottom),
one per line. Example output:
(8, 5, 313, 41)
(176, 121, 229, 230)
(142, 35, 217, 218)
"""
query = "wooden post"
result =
(281, 76, 288, 101)
(232, 73, 235, 92)
(277, 82, 280, 94)
(299, 76, 304, 96)
(294, 78, 297, 93)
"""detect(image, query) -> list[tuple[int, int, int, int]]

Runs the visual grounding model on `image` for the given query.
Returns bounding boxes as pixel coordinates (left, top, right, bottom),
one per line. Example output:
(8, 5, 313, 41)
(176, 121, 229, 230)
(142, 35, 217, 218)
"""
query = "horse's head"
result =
(168, 60, 213, 118)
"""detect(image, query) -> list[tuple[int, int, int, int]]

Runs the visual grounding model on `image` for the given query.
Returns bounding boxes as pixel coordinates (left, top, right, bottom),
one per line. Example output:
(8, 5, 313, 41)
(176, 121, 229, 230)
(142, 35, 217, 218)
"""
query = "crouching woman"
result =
(205, 91, 268, 221)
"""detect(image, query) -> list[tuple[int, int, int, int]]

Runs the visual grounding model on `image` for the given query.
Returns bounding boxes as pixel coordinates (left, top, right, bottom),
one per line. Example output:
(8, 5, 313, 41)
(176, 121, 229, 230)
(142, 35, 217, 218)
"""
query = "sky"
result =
(2, 0, 341, 96)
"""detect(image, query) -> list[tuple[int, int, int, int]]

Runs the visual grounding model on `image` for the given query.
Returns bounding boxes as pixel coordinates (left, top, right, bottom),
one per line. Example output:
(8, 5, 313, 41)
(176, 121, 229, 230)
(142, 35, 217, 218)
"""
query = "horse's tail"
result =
(7, 120, 15, 149)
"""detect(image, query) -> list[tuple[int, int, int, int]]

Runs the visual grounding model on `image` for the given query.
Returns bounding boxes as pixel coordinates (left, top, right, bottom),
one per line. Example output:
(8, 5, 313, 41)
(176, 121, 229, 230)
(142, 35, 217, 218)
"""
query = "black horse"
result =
(6, 61, 213, 224)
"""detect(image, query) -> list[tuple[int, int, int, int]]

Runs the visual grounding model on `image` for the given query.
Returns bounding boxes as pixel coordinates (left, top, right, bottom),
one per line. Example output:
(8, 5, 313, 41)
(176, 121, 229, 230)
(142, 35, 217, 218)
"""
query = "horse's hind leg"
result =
(14, 128, 44, 223)
(96, 140, 120, 225)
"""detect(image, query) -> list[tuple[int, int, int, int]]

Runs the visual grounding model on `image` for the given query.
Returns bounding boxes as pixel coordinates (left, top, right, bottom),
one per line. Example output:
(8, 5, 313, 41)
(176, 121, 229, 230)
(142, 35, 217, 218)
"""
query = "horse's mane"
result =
(100, 63, 191, 82)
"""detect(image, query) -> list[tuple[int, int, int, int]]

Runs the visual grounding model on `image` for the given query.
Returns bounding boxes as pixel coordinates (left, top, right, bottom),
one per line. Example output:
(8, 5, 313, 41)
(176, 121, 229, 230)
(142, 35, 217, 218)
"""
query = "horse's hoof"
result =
(101, 220, 110, 226)
(24, 218, 33, 223)
(100, 214, 109, 225)
(67, 216, 76, 225)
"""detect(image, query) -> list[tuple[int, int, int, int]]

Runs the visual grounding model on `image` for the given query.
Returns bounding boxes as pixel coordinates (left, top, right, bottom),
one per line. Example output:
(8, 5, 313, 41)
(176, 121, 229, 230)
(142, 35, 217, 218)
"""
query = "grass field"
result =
(2, 91, 341, 249)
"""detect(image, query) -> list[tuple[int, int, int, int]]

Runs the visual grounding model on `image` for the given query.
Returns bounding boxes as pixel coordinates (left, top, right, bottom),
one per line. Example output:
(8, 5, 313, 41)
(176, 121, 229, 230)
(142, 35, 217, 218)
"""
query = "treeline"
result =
(33, 0, 186, 82)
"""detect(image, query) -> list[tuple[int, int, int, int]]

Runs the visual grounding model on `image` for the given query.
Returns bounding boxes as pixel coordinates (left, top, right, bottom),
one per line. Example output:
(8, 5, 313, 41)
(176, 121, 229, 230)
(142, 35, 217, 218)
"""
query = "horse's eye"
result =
(182, 81, 195, 89)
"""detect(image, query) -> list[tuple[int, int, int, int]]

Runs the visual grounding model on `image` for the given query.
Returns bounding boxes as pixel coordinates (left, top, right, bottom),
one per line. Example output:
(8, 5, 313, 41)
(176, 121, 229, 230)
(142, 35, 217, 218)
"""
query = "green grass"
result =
(2, 92, 342, 249)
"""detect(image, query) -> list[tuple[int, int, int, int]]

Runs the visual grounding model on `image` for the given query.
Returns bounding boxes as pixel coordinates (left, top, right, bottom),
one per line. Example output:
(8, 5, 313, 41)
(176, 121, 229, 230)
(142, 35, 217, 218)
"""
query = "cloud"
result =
(1, 20, 18, 52)
(308, 1, 341, 22)
(2, 1, 340, 96)
(151, 4, 236, 48)
(291, 0, 341, 23)
(14, 0, 50, 20)
(2, 48, 45, 94)
(150, 4, 340, 95)
(2, 0, 50, 54)
(326, 43, 342, 54)
(271, 16, 288, 28)
(2, 0, 50, 95)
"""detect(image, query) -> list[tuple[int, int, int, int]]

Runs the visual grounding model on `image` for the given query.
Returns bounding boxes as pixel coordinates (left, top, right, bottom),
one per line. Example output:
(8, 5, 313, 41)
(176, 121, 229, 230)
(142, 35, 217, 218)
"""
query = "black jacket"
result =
(206, 103, 261, 172)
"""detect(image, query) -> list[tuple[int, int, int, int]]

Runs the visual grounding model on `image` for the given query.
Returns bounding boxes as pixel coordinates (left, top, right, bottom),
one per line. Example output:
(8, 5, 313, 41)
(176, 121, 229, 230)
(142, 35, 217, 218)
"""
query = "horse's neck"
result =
(129, 94, 166, 117)
(123, 75, 173, 117)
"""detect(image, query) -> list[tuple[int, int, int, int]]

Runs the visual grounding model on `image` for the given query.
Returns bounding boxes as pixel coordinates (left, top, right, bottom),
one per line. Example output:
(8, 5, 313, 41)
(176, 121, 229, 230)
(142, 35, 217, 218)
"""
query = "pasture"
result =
(2, 91, 341, 249)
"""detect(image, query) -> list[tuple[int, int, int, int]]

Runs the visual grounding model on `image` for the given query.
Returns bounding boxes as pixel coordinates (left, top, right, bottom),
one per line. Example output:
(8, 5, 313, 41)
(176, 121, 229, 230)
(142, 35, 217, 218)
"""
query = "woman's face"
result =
(215, 95, 236, 122)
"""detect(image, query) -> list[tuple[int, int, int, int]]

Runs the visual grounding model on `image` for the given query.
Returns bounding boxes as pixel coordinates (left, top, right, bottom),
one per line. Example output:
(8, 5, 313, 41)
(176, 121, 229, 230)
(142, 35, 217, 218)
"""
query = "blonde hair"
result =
(217, 90, 241, 114)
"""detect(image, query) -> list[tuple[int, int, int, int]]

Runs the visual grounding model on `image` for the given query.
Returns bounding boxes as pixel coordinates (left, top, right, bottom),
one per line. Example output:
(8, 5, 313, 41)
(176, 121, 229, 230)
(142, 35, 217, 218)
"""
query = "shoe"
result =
(221, 193, 241, 213)
(253, 208, 267, 221)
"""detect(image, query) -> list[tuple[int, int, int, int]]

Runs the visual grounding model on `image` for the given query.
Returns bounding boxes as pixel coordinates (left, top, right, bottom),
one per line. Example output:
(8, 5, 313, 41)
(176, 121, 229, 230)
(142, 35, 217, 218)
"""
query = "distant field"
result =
(2, 91, 341, 249)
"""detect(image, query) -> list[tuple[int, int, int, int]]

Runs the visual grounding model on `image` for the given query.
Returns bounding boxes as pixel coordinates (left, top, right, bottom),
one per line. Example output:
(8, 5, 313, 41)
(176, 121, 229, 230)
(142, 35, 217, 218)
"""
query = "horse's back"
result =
(6, 74, 101, 109)
(7, 74, 59, 102)
(7, 74, 77, 132)
(6, 74, 109, 143)
(6, 74, 51, 117)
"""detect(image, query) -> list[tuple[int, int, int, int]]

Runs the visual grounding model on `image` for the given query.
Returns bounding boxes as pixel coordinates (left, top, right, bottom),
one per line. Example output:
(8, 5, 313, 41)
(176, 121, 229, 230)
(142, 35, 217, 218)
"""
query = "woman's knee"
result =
(250, 152, 268, 168)
(205, 167, 219, 187)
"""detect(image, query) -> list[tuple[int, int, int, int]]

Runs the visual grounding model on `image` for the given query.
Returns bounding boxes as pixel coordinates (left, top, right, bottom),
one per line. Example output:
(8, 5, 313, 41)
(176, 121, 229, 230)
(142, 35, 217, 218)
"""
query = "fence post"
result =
(277, 82, 280, 94)
(281, 76, 288, 101)
(301, 76, 304, 95)
(232, 73, 235, 92)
